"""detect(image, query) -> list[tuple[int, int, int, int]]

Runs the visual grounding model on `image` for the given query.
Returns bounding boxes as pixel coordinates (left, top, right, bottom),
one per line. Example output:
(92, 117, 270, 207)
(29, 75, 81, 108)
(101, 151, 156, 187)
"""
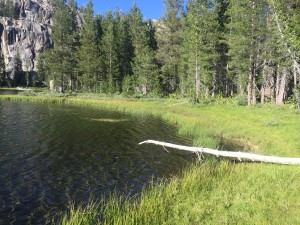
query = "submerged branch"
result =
(139, 140, 300, 165)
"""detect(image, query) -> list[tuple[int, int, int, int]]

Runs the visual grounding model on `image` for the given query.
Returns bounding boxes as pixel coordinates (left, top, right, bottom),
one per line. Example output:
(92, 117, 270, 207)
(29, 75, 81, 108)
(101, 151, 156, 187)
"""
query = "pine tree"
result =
(179, 0, 218, 102)
(268, 0, 300, 89)
(156, 0, 184, 95)
(77, 0, 101, 92)
(226, 0, 269, 105)
(0, 49, 6, 86)
(100, 10, 119, 94)
(36, 53, 46, 86)
(213, 0, 230, 96)
(114, 10, 132, 92)
(44, 0, 79, 92)
(12, 51, 23, 86)
(128, 4, 159, 95)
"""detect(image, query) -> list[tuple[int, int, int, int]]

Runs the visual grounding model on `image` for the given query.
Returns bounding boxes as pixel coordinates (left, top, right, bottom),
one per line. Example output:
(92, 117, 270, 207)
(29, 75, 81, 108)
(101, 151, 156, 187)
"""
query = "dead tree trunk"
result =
(139, 140, 300, 165)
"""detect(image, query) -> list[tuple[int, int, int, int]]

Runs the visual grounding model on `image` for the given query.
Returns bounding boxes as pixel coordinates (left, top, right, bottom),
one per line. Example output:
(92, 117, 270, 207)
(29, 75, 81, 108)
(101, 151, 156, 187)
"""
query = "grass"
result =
(0, 87, 17, 90)
(0, 94, 299, 224)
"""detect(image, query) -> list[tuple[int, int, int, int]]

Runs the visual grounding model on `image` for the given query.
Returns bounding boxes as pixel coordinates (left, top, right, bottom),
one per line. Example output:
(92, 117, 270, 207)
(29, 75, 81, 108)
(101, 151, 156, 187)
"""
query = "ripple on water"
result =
(0, 101, 193, 224)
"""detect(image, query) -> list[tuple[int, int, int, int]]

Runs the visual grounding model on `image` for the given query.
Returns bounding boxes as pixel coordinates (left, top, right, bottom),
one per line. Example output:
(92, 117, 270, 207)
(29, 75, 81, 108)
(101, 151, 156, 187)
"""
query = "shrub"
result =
(236, 94, 248, 106)
(19, 90, 37, 96)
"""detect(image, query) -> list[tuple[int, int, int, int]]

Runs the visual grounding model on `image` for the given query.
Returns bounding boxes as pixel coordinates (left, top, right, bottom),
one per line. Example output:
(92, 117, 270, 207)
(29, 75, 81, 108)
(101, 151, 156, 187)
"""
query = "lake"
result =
(0, 89, 21, 95)
(0, 101, 192, 224)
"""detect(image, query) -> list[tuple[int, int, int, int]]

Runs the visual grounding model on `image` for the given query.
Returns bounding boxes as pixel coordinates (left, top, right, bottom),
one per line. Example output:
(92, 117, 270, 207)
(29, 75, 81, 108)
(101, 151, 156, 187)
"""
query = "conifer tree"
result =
(213, 0, 230, 96)
(12, 51, 23, 86)
(179, 0, 218, 101)
(100, 10, 119, 94)
(268, 0, 300, 88)
(77, 0, 101, 92)
(0, 49, 6, 86)
(226, 0, 269, 105)
(44, 0, 79, 92)
(128, 4, 159, 95)
(36, 53, 46, 86)
(157, 0, 184, 95)
(114, 11, 132, 92)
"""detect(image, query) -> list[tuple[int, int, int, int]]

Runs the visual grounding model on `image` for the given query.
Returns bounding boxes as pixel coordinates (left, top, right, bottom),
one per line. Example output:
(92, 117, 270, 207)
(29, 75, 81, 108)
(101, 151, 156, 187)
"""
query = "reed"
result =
(1, 95, 299, 224)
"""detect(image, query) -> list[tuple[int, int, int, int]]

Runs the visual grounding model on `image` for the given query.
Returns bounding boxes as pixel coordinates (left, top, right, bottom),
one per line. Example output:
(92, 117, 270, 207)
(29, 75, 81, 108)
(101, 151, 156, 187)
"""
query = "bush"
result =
(293, 87, 300, 110)
(236, 94, 248, 106)
(19, 90, 37, 96)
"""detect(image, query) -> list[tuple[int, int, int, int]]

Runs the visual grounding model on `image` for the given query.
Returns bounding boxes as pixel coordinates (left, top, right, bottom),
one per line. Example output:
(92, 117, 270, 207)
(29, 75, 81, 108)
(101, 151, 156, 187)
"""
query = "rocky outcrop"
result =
(0, 0, 53, 73)
(16, 0, 53, 24)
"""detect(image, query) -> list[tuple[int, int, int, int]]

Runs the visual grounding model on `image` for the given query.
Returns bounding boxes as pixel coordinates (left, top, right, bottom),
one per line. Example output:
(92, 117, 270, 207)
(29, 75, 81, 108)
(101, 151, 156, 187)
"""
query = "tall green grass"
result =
(1, 95, 299, 224)
(58, 162, 300, 225)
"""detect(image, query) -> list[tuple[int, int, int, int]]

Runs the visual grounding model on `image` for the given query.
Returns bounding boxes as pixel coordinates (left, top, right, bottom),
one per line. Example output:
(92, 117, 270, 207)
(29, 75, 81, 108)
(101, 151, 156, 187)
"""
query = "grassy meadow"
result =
(0, 94, 299, 224)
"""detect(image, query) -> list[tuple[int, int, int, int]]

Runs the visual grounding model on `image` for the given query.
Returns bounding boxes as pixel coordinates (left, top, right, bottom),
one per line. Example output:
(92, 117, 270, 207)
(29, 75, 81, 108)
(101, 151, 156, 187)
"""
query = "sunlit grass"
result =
(58, 162, 300, 225)
(1, 94, 299, 224)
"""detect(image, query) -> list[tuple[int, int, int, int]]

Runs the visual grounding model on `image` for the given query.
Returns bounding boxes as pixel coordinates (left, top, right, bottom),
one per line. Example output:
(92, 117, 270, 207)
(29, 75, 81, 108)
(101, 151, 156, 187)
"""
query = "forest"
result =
(1, 0, 300, 105)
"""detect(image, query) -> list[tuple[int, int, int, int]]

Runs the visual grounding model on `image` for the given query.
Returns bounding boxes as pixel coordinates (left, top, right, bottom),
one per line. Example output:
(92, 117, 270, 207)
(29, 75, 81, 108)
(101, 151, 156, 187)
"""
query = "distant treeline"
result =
(1, 0, 300, 105)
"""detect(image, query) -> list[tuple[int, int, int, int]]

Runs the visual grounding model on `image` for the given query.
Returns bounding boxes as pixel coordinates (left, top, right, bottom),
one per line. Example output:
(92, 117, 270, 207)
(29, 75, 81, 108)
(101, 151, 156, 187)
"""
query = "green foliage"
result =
(128, 4, 159, 95)
(76, 0, 101, 92)
(293, 86, 300, 109)
(100, 10, 119, 94)
(179, 0, 219, 101)
(0, 49, 6, 86)
(114, 11, 133, 92)
(0, 0, 19, 19)
(19, 90, 37, 96)
(156, 0, 184, 94)
(35, 53, 46, 86)
(121, 75, 135, 96)
(38, 0, 298, 102)
(235, 93, 248, 106)
(44, 0, 79, 92)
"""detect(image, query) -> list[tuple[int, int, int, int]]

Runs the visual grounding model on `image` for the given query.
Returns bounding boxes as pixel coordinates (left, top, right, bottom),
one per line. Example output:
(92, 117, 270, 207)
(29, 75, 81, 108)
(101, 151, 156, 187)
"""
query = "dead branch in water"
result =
(139, 140, 300, 165)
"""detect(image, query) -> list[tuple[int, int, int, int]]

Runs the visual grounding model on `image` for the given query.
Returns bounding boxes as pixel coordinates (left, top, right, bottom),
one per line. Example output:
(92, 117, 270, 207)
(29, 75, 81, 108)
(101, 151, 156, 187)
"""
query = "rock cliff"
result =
(0, 0, 53, 74)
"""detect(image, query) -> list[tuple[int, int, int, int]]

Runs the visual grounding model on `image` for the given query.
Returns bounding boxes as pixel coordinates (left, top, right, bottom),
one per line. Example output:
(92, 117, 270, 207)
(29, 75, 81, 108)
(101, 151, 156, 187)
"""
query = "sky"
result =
(76, 0, 165, 19)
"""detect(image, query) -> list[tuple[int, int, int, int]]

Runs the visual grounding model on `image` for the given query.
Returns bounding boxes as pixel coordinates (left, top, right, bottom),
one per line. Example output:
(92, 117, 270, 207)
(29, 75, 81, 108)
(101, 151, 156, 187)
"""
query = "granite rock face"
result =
(0, 0, 53, 73)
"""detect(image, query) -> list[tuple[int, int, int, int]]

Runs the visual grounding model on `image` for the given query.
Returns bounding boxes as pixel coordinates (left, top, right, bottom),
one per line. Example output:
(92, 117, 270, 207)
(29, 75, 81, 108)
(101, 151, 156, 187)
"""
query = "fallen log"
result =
(139, 140, 300, 165)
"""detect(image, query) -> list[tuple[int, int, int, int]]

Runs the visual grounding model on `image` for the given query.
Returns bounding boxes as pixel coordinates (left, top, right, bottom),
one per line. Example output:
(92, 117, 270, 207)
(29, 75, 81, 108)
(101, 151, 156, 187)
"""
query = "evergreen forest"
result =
(2, 0, 300, 105)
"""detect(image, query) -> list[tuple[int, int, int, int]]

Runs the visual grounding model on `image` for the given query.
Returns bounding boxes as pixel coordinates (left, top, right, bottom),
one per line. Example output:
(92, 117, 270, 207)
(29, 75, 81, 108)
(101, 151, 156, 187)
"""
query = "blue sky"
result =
(77, 0, 165, 19)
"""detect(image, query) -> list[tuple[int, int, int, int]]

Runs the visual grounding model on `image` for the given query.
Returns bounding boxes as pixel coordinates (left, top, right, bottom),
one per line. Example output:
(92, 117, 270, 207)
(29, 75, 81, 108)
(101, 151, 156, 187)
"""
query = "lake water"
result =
(0, 89, 21, 95)
(0, 101, 192, 224)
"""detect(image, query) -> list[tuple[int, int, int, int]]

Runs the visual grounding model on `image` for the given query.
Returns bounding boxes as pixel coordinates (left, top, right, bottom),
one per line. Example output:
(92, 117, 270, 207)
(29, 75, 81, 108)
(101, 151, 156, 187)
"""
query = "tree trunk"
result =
(195, 49, 200, 102)
(261, 86, 265, 104)
(247, 72, 252, 105)
(252, 73, 256, 104)
(260, 63, 267, 104)
(139, 140, 300, 165)
(276, 67, 287, 105)
(294, 61, 298, 86)
(271, 73, 275, 103)
(248, 63, 256, 105)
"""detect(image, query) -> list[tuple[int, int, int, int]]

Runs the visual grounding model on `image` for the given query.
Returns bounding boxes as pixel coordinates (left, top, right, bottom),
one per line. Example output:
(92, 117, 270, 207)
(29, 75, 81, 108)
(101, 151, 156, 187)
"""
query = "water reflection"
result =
(0, 89, 21, 95)
(0, 101, 192, 224)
